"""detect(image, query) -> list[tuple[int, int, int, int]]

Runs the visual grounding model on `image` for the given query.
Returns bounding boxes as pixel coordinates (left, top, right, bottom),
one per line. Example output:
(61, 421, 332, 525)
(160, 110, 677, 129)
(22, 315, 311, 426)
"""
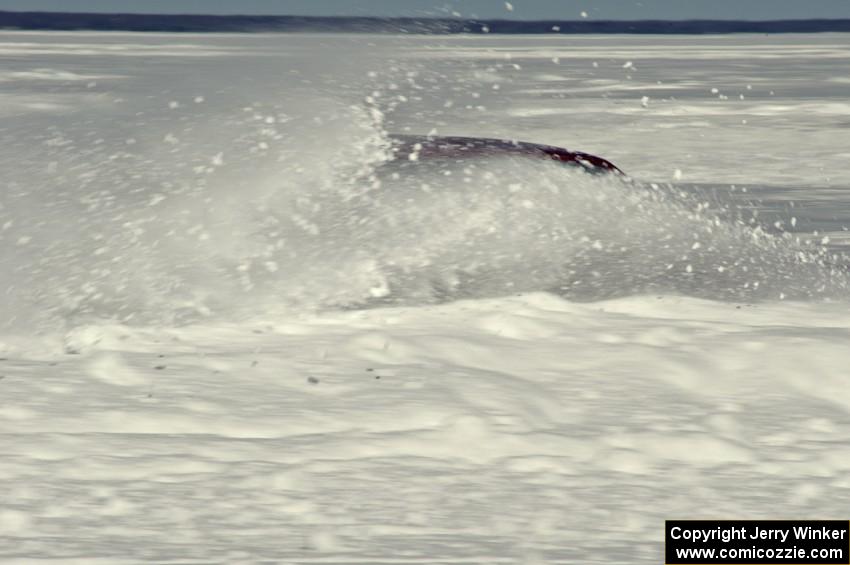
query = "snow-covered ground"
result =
(2, 32, 850, 563)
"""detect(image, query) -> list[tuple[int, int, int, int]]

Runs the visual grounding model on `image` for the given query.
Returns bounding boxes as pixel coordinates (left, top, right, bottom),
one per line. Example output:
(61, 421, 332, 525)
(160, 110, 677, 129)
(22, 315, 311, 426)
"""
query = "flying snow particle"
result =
(640, 96, 650, 108)
(505, 2, 514, 12)
(673, 169, 683, 180)
(623, 61, 634, 69)
(580, 11, 588, 18)
(369, 281, 390, 298)
(408, 143, 422, 161)
(168, 101, 179, 109)
(552, 25, 561, 31)
(194, 96, 205, 103)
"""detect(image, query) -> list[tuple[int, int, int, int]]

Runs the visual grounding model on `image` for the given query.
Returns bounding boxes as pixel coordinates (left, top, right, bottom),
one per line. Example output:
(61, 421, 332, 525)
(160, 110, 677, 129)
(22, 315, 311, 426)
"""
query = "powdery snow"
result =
(4, 294, 850, 562)
(1, 31, 849, 563)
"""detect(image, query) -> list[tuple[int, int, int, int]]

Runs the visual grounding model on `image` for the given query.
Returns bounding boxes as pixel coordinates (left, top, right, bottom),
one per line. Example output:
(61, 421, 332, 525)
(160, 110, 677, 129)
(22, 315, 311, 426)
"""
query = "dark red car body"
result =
(389, 134, 623, 175)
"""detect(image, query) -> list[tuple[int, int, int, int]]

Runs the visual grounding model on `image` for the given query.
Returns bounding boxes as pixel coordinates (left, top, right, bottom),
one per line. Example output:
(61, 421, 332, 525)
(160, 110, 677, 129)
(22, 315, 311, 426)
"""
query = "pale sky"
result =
(1, 0, 850, 20)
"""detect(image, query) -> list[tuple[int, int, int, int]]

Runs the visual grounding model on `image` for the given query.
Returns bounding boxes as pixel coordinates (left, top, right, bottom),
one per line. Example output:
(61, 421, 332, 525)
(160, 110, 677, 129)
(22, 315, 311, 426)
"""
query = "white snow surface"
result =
(2, 32, 850, 563)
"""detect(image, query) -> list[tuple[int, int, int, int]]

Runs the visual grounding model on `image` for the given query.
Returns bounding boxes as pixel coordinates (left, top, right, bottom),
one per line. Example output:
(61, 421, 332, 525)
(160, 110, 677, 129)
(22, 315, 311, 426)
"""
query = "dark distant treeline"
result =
(2, 11, 850, 34)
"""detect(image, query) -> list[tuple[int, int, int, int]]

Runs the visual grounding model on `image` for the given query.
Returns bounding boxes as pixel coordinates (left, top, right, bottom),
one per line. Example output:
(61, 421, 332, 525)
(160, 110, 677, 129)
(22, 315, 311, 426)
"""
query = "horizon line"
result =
(3, 11, 850, 34)
(3, 10, 850, 22)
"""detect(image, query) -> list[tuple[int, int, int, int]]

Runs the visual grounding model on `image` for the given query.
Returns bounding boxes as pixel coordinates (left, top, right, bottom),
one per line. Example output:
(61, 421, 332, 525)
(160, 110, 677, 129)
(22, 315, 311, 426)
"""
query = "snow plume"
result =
(333, 157, 849, 306)
(2, 101, 848, 331)
(0, 95, 392, 329)
(1, 73, 848, 330)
